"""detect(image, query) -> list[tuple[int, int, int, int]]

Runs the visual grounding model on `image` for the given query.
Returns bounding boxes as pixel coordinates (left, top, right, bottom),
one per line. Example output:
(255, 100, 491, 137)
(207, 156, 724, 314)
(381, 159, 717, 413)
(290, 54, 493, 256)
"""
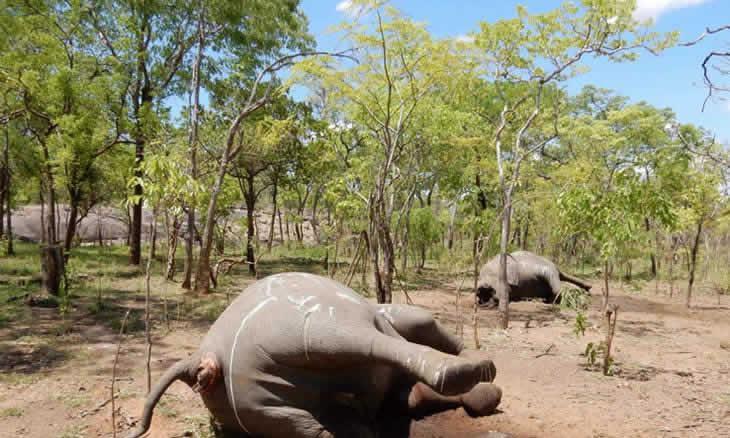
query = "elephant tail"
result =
(559, 271, 592, 291)
(125, 358, 195, 438)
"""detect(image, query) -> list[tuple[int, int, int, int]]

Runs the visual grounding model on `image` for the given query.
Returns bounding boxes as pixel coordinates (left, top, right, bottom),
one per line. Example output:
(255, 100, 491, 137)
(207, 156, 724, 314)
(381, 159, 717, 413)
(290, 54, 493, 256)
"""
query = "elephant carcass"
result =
(477, 251, 592, 306)
(127, 273, 502, 438)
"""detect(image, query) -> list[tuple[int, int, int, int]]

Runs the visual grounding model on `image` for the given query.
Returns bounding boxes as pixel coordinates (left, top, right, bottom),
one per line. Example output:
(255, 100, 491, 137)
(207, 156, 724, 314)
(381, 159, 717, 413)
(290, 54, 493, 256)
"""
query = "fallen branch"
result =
(535, 343, 555, 358)
(79, 391, 120, 417)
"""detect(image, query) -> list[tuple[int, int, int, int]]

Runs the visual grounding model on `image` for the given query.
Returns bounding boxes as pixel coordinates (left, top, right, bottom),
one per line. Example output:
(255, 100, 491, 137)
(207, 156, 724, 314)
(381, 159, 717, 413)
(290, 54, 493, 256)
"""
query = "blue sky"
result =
(299, 0, 730, 141)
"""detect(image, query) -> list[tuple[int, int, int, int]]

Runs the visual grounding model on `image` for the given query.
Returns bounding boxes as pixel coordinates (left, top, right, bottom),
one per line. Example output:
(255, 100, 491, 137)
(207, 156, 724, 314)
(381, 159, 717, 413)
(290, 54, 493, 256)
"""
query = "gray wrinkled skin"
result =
(130, 273, 500, 438)
(477, 251, 591, 306)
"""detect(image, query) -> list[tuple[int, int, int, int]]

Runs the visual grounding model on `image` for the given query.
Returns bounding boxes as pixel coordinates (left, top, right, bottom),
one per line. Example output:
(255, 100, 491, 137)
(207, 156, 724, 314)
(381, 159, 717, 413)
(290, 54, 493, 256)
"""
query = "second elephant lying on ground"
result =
(127, 273, 502, 438)
(477, 251, 591, 306)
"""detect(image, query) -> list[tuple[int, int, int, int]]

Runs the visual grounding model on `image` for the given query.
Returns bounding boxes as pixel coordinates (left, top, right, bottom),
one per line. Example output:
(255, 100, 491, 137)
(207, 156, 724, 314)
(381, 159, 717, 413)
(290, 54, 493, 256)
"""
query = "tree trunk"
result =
(645, 217, 656, 278)
(1, 124, 10, 254)
(686, 222, 702, 308)
(419, 243, 426, 270)
(497, 195, 512, 330)
(63, 197, 80, 253)
(40, 246, 64, 296)
(245, 174, 257, 276)
(166, 214, 181, 281)
(669, 240, 675, 298)
(130, 141, 144, 265)
(278, 207, 284, 244)
(602, 260, 610, 313)
(39, 137, 63, 295)
(150, 217, 157, 260)
(182, 8, 204, 290)
(447, 204, 456, 250)
(194, 159, 228, 293)
(374, 196, 394, 304)
(311, 189, 321, 243)
(268, 177, 278, 250)
(401, 212, 409, 274)
(4, 153, 12, 255)
(144, 210, 158, 394)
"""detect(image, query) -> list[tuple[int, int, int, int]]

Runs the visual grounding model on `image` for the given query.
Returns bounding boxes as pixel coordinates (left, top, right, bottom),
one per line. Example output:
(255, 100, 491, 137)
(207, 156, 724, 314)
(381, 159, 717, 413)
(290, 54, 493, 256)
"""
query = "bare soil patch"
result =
(1, 274, 728, 438)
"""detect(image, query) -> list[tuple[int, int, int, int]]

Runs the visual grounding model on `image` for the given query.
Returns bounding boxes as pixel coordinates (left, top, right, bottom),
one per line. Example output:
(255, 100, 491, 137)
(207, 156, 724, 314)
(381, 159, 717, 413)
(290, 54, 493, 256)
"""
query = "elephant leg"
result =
(276, 310, 496, 396)
(376, 304, 463, 355)
(343, 329, 495, 396)
(386, 381, 502, 420)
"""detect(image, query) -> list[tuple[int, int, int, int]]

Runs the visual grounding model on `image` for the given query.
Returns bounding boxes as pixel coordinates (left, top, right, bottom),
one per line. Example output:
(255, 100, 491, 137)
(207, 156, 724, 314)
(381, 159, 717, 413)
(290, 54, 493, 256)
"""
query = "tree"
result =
(89, 0, 201, 265)
(460, 0, 677, 328)
(558, 100, 680, 312)
(1, 0, 129, 293)
(296, 1, 454, 303)
(672, 125, 727, 308)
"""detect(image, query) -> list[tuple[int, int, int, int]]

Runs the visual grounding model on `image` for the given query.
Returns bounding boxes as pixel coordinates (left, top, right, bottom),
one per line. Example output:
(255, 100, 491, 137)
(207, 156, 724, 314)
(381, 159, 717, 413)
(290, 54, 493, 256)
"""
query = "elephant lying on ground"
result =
(477, 251, 591, 306)
(127, 272, 502, 438)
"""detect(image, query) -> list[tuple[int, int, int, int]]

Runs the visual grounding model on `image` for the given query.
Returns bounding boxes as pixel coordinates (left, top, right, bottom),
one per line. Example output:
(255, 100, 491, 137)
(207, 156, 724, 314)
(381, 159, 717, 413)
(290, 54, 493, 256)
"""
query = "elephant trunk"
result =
(559, 271, 591, 291)
(125, 358, 196, 438)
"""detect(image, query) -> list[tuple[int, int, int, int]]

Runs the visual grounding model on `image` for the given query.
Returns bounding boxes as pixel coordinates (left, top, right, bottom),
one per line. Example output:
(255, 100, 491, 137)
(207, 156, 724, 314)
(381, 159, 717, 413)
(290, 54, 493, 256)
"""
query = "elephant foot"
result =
(460, 383, 502, 417)
(429, 358, 497, 395)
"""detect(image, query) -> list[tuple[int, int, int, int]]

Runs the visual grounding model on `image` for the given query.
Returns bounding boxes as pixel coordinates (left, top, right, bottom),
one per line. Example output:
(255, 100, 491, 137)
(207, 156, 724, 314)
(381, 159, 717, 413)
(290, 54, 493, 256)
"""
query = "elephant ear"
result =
(506, 255, 520, 287)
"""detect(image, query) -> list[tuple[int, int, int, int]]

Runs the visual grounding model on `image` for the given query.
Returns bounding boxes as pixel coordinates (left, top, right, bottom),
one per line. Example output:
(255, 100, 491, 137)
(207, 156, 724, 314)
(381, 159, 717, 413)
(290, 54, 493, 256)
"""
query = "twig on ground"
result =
(535, 343, 555, 358)
(80, 392, 120, 417)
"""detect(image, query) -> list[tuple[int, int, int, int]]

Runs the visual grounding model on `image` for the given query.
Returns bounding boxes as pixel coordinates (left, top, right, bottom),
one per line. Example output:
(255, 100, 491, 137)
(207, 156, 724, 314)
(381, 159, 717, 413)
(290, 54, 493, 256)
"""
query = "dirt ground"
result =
(1, 275, 728, 438)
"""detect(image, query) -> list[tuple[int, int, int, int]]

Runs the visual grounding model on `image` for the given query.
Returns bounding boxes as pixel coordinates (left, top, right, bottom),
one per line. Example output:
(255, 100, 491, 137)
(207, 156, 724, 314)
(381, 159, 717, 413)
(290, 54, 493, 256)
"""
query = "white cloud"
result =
(633, 0, 715, 21)
(336, 0, 367, 17)
(455, 35, 474, 44)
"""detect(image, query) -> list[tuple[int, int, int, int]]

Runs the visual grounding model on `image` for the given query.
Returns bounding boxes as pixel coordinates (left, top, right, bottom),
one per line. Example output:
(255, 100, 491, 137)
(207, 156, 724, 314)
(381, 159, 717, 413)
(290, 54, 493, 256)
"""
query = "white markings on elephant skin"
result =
(377, 307, 395, 324)
(288, 295, 316, 309)
(228, 296, 278, 434)
(336, 291, 362, 305)
(302, 303, 322, 361)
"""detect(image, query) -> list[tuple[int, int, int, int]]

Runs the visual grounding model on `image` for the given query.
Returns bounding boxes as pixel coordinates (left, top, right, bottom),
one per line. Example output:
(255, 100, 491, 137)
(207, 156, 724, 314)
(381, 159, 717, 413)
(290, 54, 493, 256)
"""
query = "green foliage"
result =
(409, 207, 442, 248)
(573, 312, 588, 338)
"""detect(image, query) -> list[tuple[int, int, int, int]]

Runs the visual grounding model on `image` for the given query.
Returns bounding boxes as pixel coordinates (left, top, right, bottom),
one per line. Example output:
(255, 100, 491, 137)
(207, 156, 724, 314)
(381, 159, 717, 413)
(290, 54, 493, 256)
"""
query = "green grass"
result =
(0, 407, 24, 418)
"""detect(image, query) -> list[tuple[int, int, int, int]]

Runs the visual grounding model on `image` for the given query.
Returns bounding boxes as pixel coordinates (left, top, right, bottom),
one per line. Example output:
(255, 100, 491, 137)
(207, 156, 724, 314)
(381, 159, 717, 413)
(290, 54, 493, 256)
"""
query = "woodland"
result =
(0, 1, 729, 437)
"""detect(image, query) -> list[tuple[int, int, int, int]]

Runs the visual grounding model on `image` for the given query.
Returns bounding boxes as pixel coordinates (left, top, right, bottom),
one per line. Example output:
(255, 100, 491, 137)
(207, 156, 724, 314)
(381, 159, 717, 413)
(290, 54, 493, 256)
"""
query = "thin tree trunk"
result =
(646, 217, 656, 278)
(2, 124, 11, 255)
(144, 210, 158, 393)
(602, 260, 610, 313)
(63, 197, 80, 253)
(166, 214, 181, 281)
(497, 195, 512, 330)
(183, 5, 205, 290)
(278, 208, 284, 244)
(150, 217, 157, 260)
(311, 189, 321, 243)
(686, 222, 702, 308)
(268, 177, 277, 250)
(472, 233, 481, 349)
(130, 140, 144, 265)
(669, 241, 675, 298)
(245, 174, 257, 276)
(4, 165, 12, 255)
(40, 138, 62, 295)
